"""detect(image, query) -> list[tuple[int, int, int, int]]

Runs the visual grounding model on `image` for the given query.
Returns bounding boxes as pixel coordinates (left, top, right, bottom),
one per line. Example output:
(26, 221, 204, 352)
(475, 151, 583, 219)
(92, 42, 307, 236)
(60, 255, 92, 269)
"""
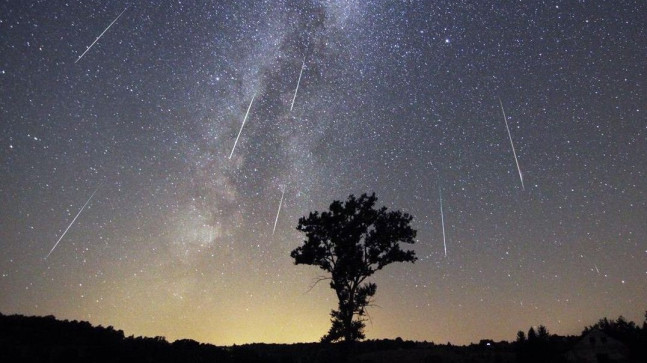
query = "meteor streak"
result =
(272, 187, 286, 235)
(439, 184, 447, 257)
(498, 97, 525, 191)
(75, 7, 128, 63)
(229, 94, 256, 159)
(290, 60, 305, 111)
(46, 188, 99, 259)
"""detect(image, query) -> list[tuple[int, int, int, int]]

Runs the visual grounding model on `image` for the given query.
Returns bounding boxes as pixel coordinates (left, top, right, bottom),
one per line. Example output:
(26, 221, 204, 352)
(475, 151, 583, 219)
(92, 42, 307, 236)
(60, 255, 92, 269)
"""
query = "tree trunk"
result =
(345, 287, 356, 342)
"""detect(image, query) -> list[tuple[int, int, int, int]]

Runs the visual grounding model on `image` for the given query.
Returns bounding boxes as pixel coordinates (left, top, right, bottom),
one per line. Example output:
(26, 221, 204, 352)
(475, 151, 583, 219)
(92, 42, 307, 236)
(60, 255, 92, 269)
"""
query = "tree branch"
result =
(304, 275, 331, 294)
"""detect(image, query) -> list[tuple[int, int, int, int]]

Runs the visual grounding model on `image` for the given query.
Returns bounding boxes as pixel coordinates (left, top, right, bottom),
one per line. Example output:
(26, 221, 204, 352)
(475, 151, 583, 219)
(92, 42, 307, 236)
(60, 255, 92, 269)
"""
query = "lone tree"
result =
(291, 193, 417, 343)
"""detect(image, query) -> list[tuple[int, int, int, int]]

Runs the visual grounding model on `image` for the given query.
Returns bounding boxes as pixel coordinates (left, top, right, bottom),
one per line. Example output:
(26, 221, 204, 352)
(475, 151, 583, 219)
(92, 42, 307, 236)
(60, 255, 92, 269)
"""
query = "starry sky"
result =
(1, 0, 646, 346)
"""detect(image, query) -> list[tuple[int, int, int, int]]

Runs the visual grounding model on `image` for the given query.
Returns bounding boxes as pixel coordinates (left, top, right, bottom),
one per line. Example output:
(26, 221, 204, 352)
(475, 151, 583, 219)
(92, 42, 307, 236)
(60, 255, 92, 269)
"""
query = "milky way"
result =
(1, 1, 646, 345)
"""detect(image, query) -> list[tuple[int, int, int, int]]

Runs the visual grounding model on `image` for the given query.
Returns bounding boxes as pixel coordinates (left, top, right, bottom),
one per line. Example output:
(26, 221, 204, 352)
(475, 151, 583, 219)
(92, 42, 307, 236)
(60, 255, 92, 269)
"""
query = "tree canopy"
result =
(290, 193, 417, 342)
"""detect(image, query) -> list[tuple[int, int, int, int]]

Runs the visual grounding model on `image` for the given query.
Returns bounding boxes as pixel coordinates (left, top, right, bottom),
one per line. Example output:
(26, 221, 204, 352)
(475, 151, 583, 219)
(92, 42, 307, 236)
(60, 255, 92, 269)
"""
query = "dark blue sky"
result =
(1, 0, 645, 344)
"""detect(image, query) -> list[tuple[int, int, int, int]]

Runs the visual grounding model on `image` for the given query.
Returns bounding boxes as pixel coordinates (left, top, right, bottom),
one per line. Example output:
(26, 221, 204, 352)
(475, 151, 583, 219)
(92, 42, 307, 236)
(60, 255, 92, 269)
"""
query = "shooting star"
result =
(439, 184, 447, 257)
(75, 7, 128, 63)
(229, 94, 256, 159)
(498, 97, 525, 191)
(594, 264, 600, 274)
(290, 59, 305, 111)
(272, 187, 286, 235)
(46, 188, 99, 259)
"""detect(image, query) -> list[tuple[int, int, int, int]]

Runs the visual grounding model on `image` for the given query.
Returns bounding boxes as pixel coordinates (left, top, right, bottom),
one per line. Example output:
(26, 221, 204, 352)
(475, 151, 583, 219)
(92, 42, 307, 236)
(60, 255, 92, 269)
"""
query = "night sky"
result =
(1, 0, 646, 346)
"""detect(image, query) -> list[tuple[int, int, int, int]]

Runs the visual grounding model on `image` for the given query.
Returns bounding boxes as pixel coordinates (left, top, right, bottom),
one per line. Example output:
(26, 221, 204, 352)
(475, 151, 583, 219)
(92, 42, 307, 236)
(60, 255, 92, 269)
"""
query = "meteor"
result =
(229, 94, 256, 159)
(46, 188, 99, 259)
(290, 59, 305, 111)
(272, 187, 286, 235)
(75, 7, 128, 63)
(498, 97, 525, 191)
(439, 184, 447, 257)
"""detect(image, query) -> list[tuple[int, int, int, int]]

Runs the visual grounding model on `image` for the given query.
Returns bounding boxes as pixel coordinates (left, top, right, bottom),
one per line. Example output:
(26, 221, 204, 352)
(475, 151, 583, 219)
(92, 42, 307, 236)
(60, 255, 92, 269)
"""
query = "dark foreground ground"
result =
(1, 312, 646, 363)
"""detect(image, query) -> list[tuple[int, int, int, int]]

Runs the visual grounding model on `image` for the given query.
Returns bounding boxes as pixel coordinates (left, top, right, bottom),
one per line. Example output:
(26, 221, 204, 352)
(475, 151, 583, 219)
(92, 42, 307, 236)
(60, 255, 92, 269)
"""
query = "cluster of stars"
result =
(0, 0, 645, 346)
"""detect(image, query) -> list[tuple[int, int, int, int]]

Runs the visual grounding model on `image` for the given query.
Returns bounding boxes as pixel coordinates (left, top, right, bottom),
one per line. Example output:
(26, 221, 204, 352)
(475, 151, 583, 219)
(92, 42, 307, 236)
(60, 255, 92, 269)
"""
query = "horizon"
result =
(4, 310, 644, 347)
(1, 1, 646, 348)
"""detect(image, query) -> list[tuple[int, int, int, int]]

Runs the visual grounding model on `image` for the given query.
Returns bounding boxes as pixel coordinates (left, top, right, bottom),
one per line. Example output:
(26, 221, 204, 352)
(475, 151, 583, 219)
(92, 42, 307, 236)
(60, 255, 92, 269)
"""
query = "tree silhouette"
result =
(536, 325, 549, 340)
(290, 193, 417, 343)
(516, 330, 526, 343)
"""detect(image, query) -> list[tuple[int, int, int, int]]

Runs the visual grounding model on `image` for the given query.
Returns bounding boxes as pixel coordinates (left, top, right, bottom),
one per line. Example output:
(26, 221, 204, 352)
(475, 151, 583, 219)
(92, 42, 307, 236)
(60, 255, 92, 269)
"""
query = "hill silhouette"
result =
(1, 311, 646, 362)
